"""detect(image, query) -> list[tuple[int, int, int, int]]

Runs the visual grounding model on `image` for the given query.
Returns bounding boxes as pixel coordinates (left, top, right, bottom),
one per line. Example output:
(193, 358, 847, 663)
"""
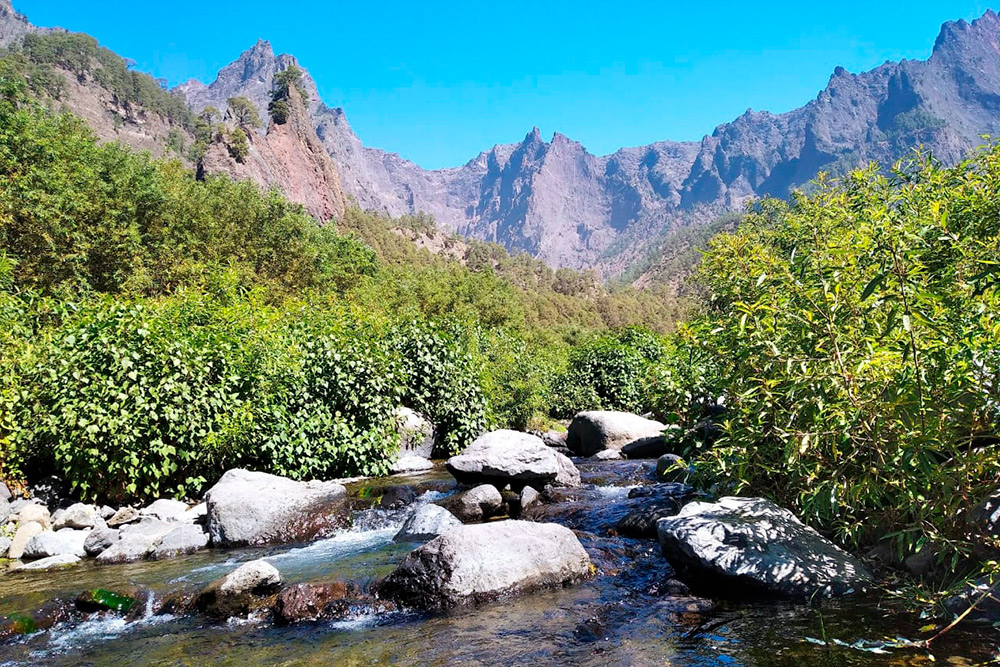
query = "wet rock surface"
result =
(394, 504, 461, 542)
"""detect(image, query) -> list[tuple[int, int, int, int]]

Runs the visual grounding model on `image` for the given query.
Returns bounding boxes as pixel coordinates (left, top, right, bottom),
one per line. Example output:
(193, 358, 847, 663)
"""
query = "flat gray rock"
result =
(151, 524, 210, 559)
(205, 469, 349, 547)
(657, 497, 871, 598)
(446, 430, 580, 489)
(381, 520, 592, 608)
(17, 554, 80, 570)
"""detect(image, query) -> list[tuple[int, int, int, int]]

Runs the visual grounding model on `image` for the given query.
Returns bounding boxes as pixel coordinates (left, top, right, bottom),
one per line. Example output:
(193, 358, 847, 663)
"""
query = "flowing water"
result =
(0, 461, 994, 666)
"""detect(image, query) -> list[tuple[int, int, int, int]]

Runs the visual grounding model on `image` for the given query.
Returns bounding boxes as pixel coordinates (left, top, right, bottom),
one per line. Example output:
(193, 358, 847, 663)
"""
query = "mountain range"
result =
(4, 2, 1000, 280)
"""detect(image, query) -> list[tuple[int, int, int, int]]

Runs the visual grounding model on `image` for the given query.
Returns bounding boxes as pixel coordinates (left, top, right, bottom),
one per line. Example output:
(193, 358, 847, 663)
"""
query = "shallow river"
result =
(0, 461, 994, 666)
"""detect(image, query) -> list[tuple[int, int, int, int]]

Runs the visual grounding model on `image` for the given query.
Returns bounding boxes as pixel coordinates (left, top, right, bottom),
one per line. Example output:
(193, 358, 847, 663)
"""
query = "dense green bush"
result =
(549, 327, 666, 418)
(687, 150, 1000, 562)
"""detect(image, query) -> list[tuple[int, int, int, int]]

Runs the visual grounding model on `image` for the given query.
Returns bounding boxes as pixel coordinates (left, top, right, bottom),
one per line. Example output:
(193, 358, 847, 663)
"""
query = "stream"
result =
(0, 460, 994, 666)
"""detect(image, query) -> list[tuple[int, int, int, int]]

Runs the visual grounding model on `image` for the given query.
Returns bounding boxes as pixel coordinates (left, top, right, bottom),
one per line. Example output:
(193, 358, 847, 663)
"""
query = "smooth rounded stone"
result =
(140, 499, 189, 522)
(275, 581, 360, 624)
(0, 482, 10, 502)
(394, 504, 462, 542)
(379, 485, 418, 510)
(99, 505, 117, 520)
(440, 484, 503, 523)
(97, 519, 174, 564)
(84, 527, 120, 556)
(540, 430, 568, 448)
(656, 454, 691, 482)
(446, 430, 580, 489)
(657, 497, 872, 598)
(16, 504, 51, 530)
(22, 528, 88, 559)
(17, 554, 81, 570)
(380, 520, 593, 609)
(205, 469, 349, 548)
(396, 407, 436, 458)
(0, 498, 10, 523)
(391, 455, 434, 474)
(594, 449, 623, 461)
(567, 411, 666, 456)
(621, 433, 673, 459)
(8, 521, 44, 560)
(520, 486, 541, 510)
(0, 536, 11, 558)
(196, 559, 282, 618)
(54, 503, 97, 530)
(107, 507, 140, 528)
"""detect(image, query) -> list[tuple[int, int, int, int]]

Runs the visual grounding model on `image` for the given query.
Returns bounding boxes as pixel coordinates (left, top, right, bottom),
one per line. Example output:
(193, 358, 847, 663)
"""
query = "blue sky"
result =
(13, 1, 995, 169)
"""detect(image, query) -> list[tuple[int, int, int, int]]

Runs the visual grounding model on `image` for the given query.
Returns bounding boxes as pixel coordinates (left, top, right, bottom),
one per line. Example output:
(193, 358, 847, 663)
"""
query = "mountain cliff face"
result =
(5, 4, 1000, 275)
(181, 11, 1000, 273)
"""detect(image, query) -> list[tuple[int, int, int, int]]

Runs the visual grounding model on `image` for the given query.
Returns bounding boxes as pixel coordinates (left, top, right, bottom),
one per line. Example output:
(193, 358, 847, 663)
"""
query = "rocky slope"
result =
(179, 11, 1000, 274)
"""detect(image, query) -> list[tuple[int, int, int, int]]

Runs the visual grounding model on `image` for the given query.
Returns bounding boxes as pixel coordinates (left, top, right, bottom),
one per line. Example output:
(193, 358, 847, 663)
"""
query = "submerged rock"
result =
(394, 504, 462, 542)
(275, 581, 360, 624)
(616, 501, 685, 538)
(379, 485, 418, 510)
(76, 588, 137, 614)
(205, 469, 349, 547)
(446, 430, 580, 489)
(657, 497, 871, 598)
(566, 411, 665, 457)
(440, 484, 503, 523)
(0, 601, 74, 640)
(196, 558, 281, 619)
(380, 520, 592, 608)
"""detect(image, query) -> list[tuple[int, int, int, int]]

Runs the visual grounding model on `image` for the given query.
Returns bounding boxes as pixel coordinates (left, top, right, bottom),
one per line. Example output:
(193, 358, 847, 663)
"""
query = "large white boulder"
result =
(566, 411, 665, 457)
(380, 520, 592, 608)
(446, 430, 580, 489)
(204, 469, 348, 547)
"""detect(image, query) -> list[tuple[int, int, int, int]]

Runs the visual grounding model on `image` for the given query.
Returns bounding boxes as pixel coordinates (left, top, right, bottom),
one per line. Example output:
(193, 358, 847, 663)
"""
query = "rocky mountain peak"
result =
(0, 0, 33, 48)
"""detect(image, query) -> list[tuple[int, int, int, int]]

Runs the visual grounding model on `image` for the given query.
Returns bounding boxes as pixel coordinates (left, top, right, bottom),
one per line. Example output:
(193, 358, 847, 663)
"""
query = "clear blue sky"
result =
(12, 0, 995, 169)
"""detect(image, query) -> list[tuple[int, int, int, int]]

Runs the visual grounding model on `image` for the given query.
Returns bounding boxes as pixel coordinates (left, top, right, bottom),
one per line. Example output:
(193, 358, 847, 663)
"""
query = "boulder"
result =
(17, 554, 80, 570)
(196, 559, 281, 618)
(621, 434, 673, 459)
(380, 520, 592, 608)
(106, 507, 140, 528)
(446, 430, 580, 489)
(396, 407, 436, 458)
(391, 455, 434, 474)
(0, 498, 10, 523)
(22, 528, 88, 559)
(0, 482, 10, 502)
(394, 504, 462, 542)
(16, 504, 51, 530)
(567, 411, 666, 456)
(150, 524, 210, 560)
(183, 503, 208, 525)
(0, 536, 10, 558)
(379, 485, 418, 510)
(656, 454, 691, 482)
(275, 581, 360, 624)
(943, 579, 1000, 623)
(140, 499, 189, 522)
(616, 501, 685, 538)
(8, 521, 44, 560)
(53, 503, 97, 530)
(99, 505, 116, 520)
(205, 469, 349, 547)
(84, 527, 120, 556)
(594, 449, 623, 461)
(96, 518, 174, 564)
(657, 497, 871, 598)
(440, 484, 503, 523)
(520, 486, 541, 511)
